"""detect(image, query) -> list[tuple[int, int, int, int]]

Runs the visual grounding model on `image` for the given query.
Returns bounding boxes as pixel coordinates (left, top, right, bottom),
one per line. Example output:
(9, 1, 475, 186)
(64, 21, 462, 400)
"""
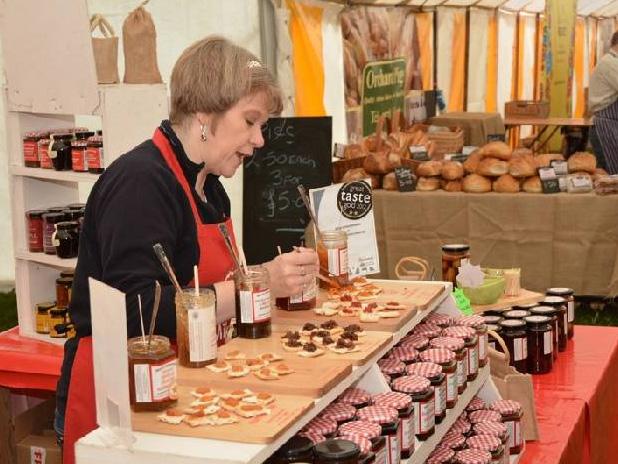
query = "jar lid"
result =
(502, 309, 531, 319)
(450, 417, 471, 434)
(388, 346, 419, 362)
(541, 296, 567, 306)
(320, 230, 347, 240)
(303, 416, 338, 435)
(425, 313, 453, 326)
(128, 335, 170, 354)
(74, 131, 95, 139)
(371, 391, 411, 410)
(456, 315, 486, 328)
(26, 209, 47, 218)
(275, 436, 314, 459)
(391, 374, 431, 394)
(524, 315, 551, 325)
(468, 409, 502, 424)
(443, 326, 476, 339)
(442, 432, 466, 449)
(473, 420, 507, 438)
(406, 361, 442, 379)
(56, 277, 73, 285)
(547, 287, 574, 296)
(427, 446, 455, 464)
(57, 221, 79, 230)
(314, 438, 360, 460)
(60, 269, 75, 278)
(400, 333, 429, 350)
(442, 244, 470, 252)
(419, 347, 456, 364)
(430, 336, 465, 351)
(338, 420, 381, 439)
(321, 403, 357, 422)
(49, 307, 67, 316)
(338, 388, 371, 406)
(530, 305, 556, 316)
(377, 358, 406, 375)
(455, 449, 492, 464)
(41, 212, 65, 222)
(36, 302, 55, 311)
(499, 319, 526, 330)
(51, 132, 73, 140)
(485, 323, 501, 332)
(482, 308, 509, 316)
(413, 323, 442, 338)
(340, 434, 372, 455)
(466, 397, 487, 412)
(490, 399, 522, 416)
(466, 434, 501, 452)
(356, 405, 399, 424)
(512, 303, 538, 310)
(482, 315, 503, 325)
(66, 203, 86, 210)
(298, 430, 326, 444)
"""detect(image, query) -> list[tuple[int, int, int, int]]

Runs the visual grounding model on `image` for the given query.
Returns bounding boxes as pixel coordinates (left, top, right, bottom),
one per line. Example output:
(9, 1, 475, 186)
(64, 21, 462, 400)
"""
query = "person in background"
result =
(588, 31, 618, 173)
(55, 36, 319, 464)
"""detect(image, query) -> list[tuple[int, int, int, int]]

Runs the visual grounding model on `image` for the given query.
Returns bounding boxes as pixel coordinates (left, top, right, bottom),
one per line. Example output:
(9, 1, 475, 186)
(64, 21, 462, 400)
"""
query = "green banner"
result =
(361, 59, 406, 136)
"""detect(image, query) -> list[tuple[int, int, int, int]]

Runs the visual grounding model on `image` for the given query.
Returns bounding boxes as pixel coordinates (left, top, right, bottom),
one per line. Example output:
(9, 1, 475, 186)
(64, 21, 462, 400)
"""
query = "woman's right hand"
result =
(263, 247, 319, 298)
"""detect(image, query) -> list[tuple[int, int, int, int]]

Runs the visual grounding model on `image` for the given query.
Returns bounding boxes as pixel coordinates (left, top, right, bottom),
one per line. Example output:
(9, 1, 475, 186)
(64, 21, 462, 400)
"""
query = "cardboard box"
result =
(17, 434, 62, 464)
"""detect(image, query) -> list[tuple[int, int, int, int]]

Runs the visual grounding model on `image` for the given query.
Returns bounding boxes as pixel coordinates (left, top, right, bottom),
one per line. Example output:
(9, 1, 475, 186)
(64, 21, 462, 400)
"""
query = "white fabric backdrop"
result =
(467, 8, 491, 112)
(497, 11, 517, 117)
(437, 7, 456, 111)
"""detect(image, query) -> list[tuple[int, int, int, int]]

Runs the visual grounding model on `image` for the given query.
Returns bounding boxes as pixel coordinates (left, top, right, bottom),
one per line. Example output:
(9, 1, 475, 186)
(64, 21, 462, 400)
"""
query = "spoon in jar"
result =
(147, 280, 161, 349)
(297, 185, 323, 241)
(153, 243, 183, 295)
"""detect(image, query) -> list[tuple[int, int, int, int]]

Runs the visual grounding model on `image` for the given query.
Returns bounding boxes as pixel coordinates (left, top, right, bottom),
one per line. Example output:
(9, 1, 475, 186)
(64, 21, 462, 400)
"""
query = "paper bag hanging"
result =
(90, 14, 120, 84)
(122, 4, 162, 84)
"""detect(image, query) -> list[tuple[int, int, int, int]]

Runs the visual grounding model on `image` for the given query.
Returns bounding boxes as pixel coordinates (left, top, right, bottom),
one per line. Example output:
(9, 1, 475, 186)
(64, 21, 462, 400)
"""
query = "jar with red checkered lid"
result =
(427, 446, 455, 464)
(468, 410, 502, 425)
(321, 402, 357, 426)
(338, 388, 372, 409)
(413, 323, 442, 339)
(456, 315, 489, 368)
(425, 312, 453, 328)
(391, 375, 435, 440)
(303, 416, 338, 438)
(419, 348, 458, 409)
(372, 392, 414, 459)
(314, 438, 360, 464)
(377, 359, 406, 380)
(443, 326, 479, 381)
(466, 397, 486, 413)
(356, 406, 400, 464)
(441, 432, 466, 451)
(454, 448, 492, 464)
(490, 400, 523, 454)
(398, 333, 429, 351)
(342, 434, 374, 463)
(298, 430, 327, 445)
(387, 346, 418, 365)
(471, 421, 508, 450)
(430, 337, 468, 394)
(270, 435, 315, 463)
(450, 417, 472, 436)
(466, 434, 504, 464)
(338, 420, 386, 464)
(406, 361, 446, 424)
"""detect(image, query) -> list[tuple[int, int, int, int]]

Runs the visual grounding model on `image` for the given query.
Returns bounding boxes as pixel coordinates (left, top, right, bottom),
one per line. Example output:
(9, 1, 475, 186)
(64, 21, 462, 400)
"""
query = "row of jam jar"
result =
(482, 289, 576, 375)
(34, 269, 76, 339)
(26, 203, 85, 258)
(23, 128, 104, 173)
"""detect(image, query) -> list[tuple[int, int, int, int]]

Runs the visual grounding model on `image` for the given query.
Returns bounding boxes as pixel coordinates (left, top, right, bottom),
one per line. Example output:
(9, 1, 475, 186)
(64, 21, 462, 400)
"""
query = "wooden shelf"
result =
(11, 165, 100, 183)
(472, 288, 545, 314)
(15, 251, 77, 269)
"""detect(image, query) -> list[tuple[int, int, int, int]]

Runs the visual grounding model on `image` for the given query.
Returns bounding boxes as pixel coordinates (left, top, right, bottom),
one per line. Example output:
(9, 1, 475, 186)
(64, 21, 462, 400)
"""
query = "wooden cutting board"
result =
(131, 385, 314, 444)
(471, 289, 544, 314)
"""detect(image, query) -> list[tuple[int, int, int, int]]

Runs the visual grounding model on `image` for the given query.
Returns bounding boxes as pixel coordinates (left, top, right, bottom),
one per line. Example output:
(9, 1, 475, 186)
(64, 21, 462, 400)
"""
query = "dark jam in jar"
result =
(530, 306, 558, 360)
(502, 309, 531, 320)
(430, 337, 467, 394)
(525, 315, 553, 374)
(49, 133, 73, 171)
(276, 279, 317, 311)
(541, 296, 568, 351)
(547, 287, 575, 339)
(42, 213, 65, 255)
(499, 319, 528, 373)
(406, 362, 446, 424)
(314, 438, 360, 464)
(234, 265, 272, 339)
(53, 221, 79, 258)
(371, 392, 414, 459)
(392, 375, 435, 441)
(270, 435, 315, 463)
(356, 406, 400, 464)
(443, 326, 479, 381)
(491, 399, 524, 455)
(419, 348, 458, 409)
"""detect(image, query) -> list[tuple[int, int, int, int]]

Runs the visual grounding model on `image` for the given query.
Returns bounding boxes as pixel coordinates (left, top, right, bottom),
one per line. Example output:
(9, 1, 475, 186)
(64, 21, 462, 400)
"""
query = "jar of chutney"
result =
(524, 315, 553, 374)
(540, 296, 568, 351)
(498, 319, 528, 373)
(234, 265, 272, 339)
(547, 288, 575, 339)
(530, 306, 558, 360)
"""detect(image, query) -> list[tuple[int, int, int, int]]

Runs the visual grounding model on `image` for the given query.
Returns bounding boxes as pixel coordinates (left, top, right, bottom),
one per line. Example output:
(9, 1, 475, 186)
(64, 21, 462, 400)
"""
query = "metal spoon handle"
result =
(217, 223, 244, 275)
(153, 243, 183, 294)
(147, 281, 161, 348)
(297, 185, 323, 240)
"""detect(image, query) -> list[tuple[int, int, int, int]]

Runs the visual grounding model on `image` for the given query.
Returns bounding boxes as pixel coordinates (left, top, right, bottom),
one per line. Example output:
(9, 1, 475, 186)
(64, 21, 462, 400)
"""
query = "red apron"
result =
(62, 128, 237, 464)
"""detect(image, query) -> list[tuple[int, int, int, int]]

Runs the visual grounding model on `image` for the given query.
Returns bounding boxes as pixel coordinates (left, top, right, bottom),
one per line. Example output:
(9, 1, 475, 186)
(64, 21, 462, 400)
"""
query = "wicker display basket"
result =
(425, 126, 464, 157)
(332, 156, 366, 184)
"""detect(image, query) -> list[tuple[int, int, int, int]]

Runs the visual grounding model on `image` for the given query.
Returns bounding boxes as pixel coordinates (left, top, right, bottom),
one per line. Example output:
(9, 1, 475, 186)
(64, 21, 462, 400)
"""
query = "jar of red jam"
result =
(276, 278, 317, 311)
(338, 388, 372, 410)
(430, 337, 467, 393)
(413, 323, 442, 340)
(502, 310, 531, 320)
(456, 315, 488, 368)
(399, 333, 429, 351)
(372, 392, 414, 459)
(128, 335, 177, 412)
(71, 131, 94, 172)
(485, 324, 502, 353)
(42, 213, 64, 255)
(304, 416, 338, 439)
(530, 306, 558, 360)
(23, 132, 41, 167)
(419, 348, 458, 409)
(339, 421, 387, 464)
(525, 315, 553, 374)
(357, 406, 400, 464)
(425, 313, 453, 328)
(317, 230, 349, 288)
(450, 417, 472, 437)
(468, 409, 502, 425)
(442, 326, 478, 381)
(322, 402, 357, 426)
(466, 397, 487, 413)
(546, 288, 575, 339)
(454, 449, 492, 464)
(377, 359, 406, 381)
(50, 133, 73, 171)
(540, 296, 568, 351)
(388, 346, 418, 365)
(491, 400, 524, 455)
(498, 319, 528, 373)
(314, 438, 360, 464)
(391, 375, 435, 440)
(234, 265, 272, 339)
(466, 434, 504, 464)
(472, 421, 509, 455)
(441, 432, 466, 451)
(26, 210, 46, 253)
(86, 134, 105, 173)
(427, 446, 455, 464)
(406, 362, 446, 424)
(513, 303, 538, 311)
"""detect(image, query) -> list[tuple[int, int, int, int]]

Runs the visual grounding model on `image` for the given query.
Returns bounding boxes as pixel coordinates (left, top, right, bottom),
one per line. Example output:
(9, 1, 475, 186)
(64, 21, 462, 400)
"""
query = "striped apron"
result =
(595, 98, 618, 174)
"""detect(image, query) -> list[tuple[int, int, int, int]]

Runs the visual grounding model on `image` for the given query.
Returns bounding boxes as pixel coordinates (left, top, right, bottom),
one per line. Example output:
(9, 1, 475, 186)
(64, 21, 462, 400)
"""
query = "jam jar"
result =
(441, 432, 466, 451)
(304, 416, 338, 439)
(468, 409, 502, 425)
(71, 131, 94, 172)
(419, 348, 458, 409)
(270, 435, 315, 463)
(338, 435, 374, 464)
(482, 315, 503, 326)
(26, 210, 46, 252)
(276, 278, 317, 311)
(314, 438, 360, 464)
(338, 388, 372, 410)
(540, 296, 568, 351)
(87, 134, 105, 173)
(406, 362, 446, 424)
(38, 137, 52, 169)
(441, 244, 470, 285)
(491, 400, 524, 454)
(377, 359, 406, 381)
(234, 265, 272, 339)
(42, 213, 65, 255)
(49, 133, 73, 171)
(317, 230, 349, 288)
(444, 326, 479, 380)
(425, 313, 453, 328)
(357, 406, 400, 464)
(466, 396, 487, 413)
(399, 334, 429, 351)
(391, 375, 435, 441)
(35, 302, 55, 334)
(49, 308, 68, 338)
(502, 310, 531, 320)
(427, 447, 455, 464)
(53, 221, 79, 258)
(372, 392, 415, 459)
(454, 449, 492, 464)
(472, 421, 509, 455)
(498, 319, 528, 373)
(128, 336, 177, 412)
(450, 417, 472, 436)
(430, 337, 467, 393)
(524, 315, 553, 374)
(388, 346, 418, 365)
(56, 277, 73, 309)
(466, 434, 504, 464)
(321, 402, 357, 426)
(485, 324, 502, 352)
(23, 131, 42, 167)
(175, 288, 217, 367)
(512, 303, 537, 311)
(338, 421, 386, 464)
(530, 306, 558, 360)
(456, 315, 488, 368)
(413, 323, 443, 340)
(547, 288, 575, 339)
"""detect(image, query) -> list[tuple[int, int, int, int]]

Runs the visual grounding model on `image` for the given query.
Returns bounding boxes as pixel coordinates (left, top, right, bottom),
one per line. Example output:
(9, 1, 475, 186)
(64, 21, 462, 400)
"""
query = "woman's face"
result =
(202, 91, 270, 178)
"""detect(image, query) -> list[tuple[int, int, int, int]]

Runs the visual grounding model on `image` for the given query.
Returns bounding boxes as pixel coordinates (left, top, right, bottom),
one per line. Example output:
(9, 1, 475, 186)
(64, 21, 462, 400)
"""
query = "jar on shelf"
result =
(86, 134, 105, 173)
(454, 449, 492, 464)
(482, 315, 503, 326)
(127, 335, 177, 412)
(468, 409, 502, 425)
(419, 348, 458, 409)
(38, 137, 52, 169)
(49, 133, 73, 171)
(399, 333, 429, 351)
(338, 421, 386, 464)
(23, 131, 42, 168)
(175, 288, 217, 368)
(512, 303, 538, 311)
(425, 313, 453, 328)
(372, 392, 415, 459)
(35, 302, 55, 334)
(466, 396, 486, 413)
(490, 400, 524, 455)
(524, 315, 553, 374)
(466, 434, 504, 464)
(441, 432, 466, 451)
(317, 230, 349, 289)
(546, 288, 575, 339)
(26, 209, 46, 253)
(485, 324, 502, 353)
(430, 336, 467, 393)
(442, 244, 470, 284)
(53, 221, 79, 259)
(336, 435, 374, 464)
(413, 323, 442, 340)
(406, 361, 446, 424)
(472, 421, 509, 455)
(303, 416, 338, 439)
(450, 417, 472, 436)
(270, 435, 315, 464)
(530, 306, 558, 360)
(456, 315, 489, 368)
(234, 265, 272, 339)
(502, 309, 531, 320)
(426, 447, 455, 464)
(540, 296, 568, 351)
(321, 403, 357, 427)
(391, 374, 435, 441)
(356, 406, 400, 464)
(42, 213, 65, 255)
(55, 277, 73, 309)
(498, 319, 528, 373)
(338, 388, 372, 410)
(71, 131, 94, 172)
(388, 346, 418, 365)
(377, 359, 406, 381)
(49, 307, 68, 338)
(298, 431, 326, 446)
(314, 438, 360, 464)
(482, 308, 509, 317)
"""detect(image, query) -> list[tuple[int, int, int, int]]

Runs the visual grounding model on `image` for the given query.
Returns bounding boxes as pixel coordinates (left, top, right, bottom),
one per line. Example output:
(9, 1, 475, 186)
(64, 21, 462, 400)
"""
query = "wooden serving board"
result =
(131, 385, 314, 444)
(471, 288, 544, 314)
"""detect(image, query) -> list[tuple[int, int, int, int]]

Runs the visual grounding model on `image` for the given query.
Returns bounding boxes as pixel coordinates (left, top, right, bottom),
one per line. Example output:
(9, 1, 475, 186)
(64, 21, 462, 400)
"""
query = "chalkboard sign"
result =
(243, 117, 332, 265)
(487, 133, 506, 142)
(394, 167, 416, 191)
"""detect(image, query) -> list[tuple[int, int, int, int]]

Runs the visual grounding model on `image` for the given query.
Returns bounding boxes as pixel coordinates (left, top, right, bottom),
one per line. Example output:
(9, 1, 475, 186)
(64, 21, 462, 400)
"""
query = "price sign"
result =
(394, 167, 416, 192)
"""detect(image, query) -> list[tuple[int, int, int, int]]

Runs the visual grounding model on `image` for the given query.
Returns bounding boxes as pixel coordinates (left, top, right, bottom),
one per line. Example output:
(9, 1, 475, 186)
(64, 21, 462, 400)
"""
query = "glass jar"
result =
(541, 296, 568, 351)
(388, 346, 418, 365)
(512, 303, 537, 311)
(317, 230, 349, 288)
(444, 326, 480, 380)
(23, 132, 41, 168)
(276, 278, 317, 311)
(314, 438, 360, 464)
(371, 392, 414, 459)
(304, 417, 338, 439)
(127, 335, 177, 412)
(466, 434, 504, 464)
(338, 421, 385, 464)
(472, 421, 509, 454)
(356, 406, 400, 464)
(26, 209, 46, 252)
(502, 310, 531, 320)
(427, 447, 455, 464)
(71, 131, 94, 172)
(413, 323, 442, 340)
(86, 134, 105, 173)
(547, 288, 575, 339)
(49, 133, 73, 171)
(42, 213, 64, 254)
(271, 435, 314, 463)
(485, 324, 502, 353)
(175, 288, 217, 367)
(490, 400, 524, 455)
(38, 138, 52, 169)
(454, 449, 492, 464)
(234, 265, 272, 339)
(391, 375, 435, 441)
(450, 417, 472, 436)
(425, 313, 453, 328)
(419, 348, 458, 409)
(431, 337, 467, 393)
(530, 306, 558, 360)
(321, 403, 357, 426)
(56, 277, 73, 309)
(498, 319, 528, 373)
(338, 388, 371, 410)
(399, 334, 429, 352)
(53, 221, 79, 258)
(482, 315, 503, 326)
(49, 308, 68, 338)
(406, 362, 446, 424)
(456, 315, 488, 368)
(35, 302, 55, 334)
(524, 315, 553, 374)
(442, 244, 470, 284)
(377, 359, 406, 381)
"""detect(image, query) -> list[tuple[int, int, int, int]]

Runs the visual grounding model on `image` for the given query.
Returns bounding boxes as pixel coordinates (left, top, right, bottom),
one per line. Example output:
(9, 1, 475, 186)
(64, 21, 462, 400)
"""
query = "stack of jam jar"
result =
(35, 269, 76, 339)
(22, 128, 104, 174)
(480, 289, 576, 375)
(26, 203, 85, 259)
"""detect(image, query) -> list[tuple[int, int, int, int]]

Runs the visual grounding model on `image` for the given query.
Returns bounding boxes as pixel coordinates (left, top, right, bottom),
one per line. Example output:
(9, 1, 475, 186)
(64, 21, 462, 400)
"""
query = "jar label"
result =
(414, 396, 435, 434)
(40, 147, 52, 168)
(567, 301, 575, 322)
(49, 148, 58, 159)
(133, 359, 177, 403)
(506, 419, 522, 449)
(239, 288, 271, 323)
(187, 308, 217, 362)
(467, 345, 478, 375)
(446, 371, 457, 402)
(71, 148, 87, 171)
(544, 331, 553, 355)
(28, 222, 43, 250)
(87, 147, 103, 169)
(23, 140, 38, 162)
(51, 227, 60, 247)
(327, 247, 348, 276)
(436, 382, 446, 415)
(401, 414, 414, 452)
(387, 432, 400, 464)
(374, 444, 388, 464)
(513, 337, 527, 361)
(290, 279, 317, 304)
(456, 358, 466, 387)
(479, 332, 487, 362)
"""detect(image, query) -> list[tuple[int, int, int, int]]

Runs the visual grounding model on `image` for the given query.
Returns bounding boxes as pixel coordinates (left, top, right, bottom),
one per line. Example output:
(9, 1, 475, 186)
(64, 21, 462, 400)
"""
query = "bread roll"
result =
(441, 179, 462, 192)
(568, 152, 596, 174)
(417, 160, 443, 177)
(522, 176, 542, 193)
(368, 175, 381, 189)
(493, 174, 521, 193)
(508, 155, 537, 178)
(387, 151, 402, 170)
(462, 174, 492, 193)
(593, 168, 608, 181)
(416, 176, 441, 191)
(512, 147, 533, 158)
(342, 167, 369, 183)
(382, 172, 399, 191)
(442, 161, 464, 180)
(481, 141, 512, 160)
(463, 151, 482, 174)
(477, 158, 509, 177)
(535, 153, 564, 168)
(363, 152, 391, 174)
(343, 144, 368, 160)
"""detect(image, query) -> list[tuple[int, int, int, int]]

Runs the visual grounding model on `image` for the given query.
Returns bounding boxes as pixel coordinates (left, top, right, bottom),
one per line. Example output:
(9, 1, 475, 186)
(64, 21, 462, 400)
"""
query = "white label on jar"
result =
(374, 444, 388, 464)
(468, 345, 479, 375)
(327, 247, 348, 276)
(30, 446, 46, 464)
(290, 279, 317, 304)
(188, 308, 217, 362)
(387, 432, 400, 464)
(456, 358, 466, 388)
(150, 358, 177, 401)
(544, 331, 553, 354)
(563, 313, 568, 337)
(414, 397, 435, 434)
(568, 301, 575, 322)
(239, 288, 271, 323)
(436, 382, 446, 415)
(479, 333, 487, 362)
(401, 414, 414, 452)
(446, 371, 457, 402)
(506, 419, 522, 449)
(513, 337, 527, 361)
(133, 363, 152, 403)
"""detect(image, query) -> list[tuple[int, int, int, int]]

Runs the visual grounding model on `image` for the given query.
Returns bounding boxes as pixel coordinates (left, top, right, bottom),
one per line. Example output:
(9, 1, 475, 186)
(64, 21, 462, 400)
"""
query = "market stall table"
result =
(504, 117, 592, 153)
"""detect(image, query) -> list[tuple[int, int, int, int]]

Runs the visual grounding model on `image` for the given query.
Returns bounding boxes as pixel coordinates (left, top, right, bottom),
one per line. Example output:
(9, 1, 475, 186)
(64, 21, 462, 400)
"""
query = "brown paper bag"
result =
(90, 14, 119, 84)
(122, 4, 162, 84)
(488, 330, 540, 441)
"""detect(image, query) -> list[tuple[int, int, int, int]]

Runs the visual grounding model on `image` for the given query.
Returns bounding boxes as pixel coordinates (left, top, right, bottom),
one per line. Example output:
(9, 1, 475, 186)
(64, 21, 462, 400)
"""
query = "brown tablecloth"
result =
(372, 190, 618, 296)
(429, 112, 505, 146)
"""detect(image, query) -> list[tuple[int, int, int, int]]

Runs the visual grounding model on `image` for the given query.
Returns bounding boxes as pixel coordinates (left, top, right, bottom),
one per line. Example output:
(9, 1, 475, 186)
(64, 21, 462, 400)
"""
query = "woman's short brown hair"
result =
(169, 36, 283, 124)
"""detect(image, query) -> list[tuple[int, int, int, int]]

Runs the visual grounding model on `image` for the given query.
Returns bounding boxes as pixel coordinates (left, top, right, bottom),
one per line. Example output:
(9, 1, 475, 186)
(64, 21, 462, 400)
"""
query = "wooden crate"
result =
(505, 100, 549, 119)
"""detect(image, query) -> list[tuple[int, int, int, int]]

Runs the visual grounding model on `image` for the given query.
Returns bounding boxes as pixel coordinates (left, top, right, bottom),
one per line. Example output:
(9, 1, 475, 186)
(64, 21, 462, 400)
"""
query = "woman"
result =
(56, 36, 319, 464)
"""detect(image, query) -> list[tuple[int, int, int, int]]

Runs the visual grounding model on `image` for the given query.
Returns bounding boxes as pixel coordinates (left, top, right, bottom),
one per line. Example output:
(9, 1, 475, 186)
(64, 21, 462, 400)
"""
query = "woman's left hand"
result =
(263, 247, 319, 298)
